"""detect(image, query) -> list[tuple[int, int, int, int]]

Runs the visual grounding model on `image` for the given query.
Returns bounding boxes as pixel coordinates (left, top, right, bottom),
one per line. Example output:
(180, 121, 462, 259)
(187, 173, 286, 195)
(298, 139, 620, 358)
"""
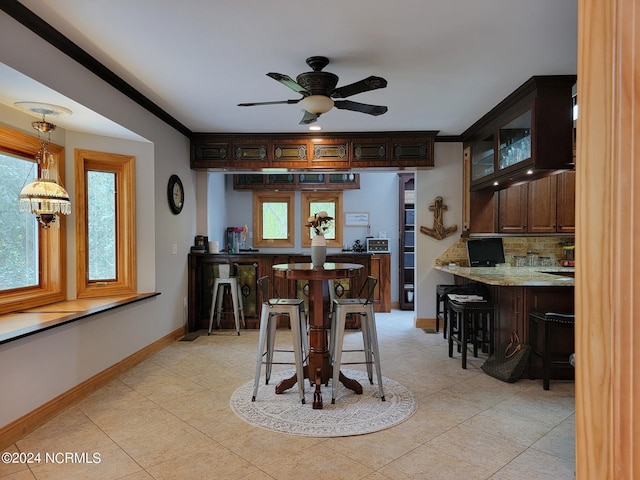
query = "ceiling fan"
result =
(238, 56, 388, 125)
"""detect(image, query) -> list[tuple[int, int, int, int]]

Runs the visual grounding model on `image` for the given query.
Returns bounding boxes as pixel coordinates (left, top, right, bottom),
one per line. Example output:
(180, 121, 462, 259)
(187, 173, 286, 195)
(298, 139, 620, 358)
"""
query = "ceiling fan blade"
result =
(299, 110, 319, 125)
(334, 100, 388, 116)
(331, 76, 387, 98)
(267, 72, 310, 95)
(237, 99, 301, 107)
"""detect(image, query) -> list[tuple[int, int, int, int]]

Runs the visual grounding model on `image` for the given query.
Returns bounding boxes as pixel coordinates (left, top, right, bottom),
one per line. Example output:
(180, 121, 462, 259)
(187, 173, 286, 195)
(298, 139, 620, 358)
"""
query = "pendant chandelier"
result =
(16, 103, 72, 229)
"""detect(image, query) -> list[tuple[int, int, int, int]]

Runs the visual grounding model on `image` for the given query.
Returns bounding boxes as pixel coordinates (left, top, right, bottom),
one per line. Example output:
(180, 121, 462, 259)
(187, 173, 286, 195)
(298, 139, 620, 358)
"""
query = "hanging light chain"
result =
(32, 117, 56, 172)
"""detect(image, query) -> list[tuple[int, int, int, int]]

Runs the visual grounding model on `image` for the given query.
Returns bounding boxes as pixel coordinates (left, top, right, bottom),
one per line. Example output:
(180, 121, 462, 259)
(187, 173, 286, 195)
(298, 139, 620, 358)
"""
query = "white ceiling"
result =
(2, 0, 577, 138)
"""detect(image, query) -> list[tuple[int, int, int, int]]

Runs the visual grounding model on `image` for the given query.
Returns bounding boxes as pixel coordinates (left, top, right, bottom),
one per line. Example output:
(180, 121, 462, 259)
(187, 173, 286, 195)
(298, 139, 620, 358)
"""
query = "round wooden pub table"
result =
(272, 262, 364, 409)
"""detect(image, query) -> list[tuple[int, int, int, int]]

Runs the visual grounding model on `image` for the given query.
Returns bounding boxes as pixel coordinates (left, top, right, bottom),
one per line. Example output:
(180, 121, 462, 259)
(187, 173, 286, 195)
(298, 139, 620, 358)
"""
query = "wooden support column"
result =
(576, 0, 639, 477)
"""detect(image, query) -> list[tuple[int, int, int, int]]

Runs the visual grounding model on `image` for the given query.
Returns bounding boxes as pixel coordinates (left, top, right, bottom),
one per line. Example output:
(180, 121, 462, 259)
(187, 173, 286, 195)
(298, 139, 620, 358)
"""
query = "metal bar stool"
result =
(528, 311, 575, 390)
(252, 276, 307, 404)
(330, 276, 385, 404)
(208, 263, 245, 335)
(448, 296, 494, 369)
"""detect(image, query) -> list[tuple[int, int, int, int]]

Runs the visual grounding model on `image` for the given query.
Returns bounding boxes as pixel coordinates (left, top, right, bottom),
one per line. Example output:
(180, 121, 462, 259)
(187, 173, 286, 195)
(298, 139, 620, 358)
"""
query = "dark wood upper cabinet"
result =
(556, 170, 576, 233)
(191, 132, 437, 171)
(528, 175, 558, 233)
(464, 75, 576, 191)
(233, 173, 360, 191)
(498, 183, 528, 233)
(496, 172, 573, 235)
(191, 138, 229, 169)
(351, 137, 389, 168)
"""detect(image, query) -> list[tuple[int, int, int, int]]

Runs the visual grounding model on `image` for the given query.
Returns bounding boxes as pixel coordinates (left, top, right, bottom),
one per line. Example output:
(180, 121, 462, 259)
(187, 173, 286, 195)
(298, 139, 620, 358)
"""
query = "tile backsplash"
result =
(435, 237, 574, 267)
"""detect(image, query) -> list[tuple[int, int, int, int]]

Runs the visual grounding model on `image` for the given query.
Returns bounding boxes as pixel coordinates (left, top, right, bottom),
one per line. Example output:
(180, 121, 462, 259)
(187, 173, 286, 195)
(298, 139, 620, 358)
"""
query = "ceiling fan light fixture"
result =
(300, 95, 334, 114)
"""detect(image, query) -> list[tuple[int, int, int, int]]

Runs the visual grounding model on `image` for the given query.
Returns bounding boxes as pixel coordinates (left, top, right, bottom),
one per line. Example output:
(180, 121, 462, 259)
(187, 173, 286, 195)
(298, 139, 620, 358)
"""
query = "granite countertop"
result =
(434, 265, 575, 287)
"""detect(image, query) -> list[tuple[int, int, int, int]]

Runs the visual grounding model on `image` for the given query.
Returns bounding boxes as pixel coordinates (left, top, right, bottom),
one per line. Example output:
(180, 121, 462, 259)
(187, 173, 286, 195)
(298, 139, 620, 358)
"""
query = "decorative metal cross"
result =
(420, 196, 458, 240)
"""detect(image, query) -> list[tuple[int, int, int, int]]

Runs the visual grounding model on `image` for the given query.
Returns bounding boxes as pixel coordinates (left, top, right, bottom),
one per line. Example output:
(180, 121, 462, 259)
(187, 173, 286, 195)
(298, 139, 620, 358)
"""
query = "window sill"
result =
(0, 293, 160, 345)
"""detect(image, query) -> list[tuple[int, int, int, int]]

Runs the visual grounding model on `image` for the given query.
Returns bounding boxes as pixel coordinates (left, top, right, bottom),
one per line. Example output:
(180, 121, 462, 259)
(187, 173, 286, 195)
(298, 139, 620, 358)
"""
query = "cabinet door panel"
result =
(556, 170, 576, 233)
(528, 175, 558, 233)
(498, 184, 528, 233)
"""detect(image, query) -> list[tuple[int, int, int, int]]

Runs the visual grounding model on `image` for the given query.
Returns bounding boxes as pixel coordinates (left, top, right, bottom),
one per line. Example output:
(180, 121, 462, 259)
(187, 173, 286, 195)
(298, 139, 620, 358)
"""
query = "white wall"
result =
(0, 12, 193, 427)
(415, 143, 464, 321)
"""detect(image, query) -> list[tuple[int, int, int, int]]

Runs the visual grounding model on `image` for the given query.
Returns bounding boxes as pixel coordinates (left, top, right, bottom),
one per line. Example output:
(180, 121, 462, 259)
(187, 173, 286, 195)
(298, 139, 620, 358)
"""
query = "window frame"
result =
(252, 191, 295, 248)
(75, 149, 136, 298)
(0, 125, 66, 315)
(301, 192, 343, 248)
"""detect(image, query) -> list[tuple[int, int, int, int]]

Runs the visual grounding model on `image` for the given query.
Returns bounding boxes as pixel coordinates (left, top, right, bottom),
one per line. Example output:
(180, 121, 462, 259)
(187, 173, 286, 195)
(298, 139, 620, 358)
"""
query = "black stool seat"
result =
(528, 311, 575, 390)
(448, 298, 494, 369)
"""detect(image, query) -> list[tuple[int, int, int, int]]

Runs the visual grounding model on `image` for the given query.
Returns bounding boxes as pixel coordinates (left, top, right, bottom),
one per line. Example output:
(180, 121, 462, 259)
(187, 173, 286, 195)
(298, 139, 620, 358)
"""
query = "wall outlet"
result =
(172, 243, 178, 255)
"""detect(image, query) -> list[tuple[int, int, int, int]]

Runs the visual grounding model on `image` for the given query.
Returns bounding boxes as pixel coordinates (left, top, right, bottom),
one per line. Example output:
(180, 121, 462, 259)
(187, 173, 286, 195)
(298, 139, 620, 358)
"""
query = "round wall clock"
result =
(167, 174, 184, 214)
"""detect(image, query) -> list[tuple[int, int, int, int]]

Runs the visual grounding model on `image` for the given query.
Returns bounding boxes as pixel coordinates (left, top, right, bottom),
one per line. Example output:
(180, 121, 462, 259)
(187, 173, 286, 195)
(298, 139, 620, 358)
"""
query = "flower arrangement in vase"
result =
(306, 211, 333, 267)
(306, 211, 334, 237)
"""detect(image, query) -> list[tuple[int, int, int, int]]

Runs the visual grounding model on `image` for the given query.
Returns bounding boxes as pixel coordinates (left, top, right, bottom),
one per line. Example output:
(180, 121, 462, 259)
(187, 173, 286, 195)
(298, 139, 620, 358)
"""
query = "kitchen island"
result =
(435, 265, 575, 379)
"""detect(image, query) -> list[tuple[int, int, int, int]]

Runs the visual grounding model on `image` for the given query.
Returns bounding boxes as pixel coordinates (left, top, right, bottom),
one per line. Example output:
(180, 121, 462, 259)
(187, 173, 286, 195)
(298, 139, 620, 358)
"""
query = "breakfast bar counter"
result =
(434, 265, 574, 287)
(435, 264, 575, 379)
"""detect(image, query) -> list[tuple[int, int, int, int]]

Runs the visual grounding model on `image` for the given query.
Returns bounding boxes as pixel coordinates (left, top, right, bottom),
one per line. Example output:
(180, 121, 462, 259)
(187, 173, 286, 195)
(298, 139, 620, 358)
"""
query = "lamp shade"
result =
(19, 179, 71, 227)
(300, 95, 334, 114)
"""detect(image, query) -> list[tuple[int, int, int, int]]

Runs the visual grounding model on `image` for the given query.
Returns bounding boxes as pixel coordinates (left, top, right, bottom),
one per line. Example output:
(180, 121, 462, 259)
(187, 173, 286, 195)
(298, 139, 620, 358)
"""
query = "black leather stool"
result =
(436, 284, 457, 337)
(528, 311, 575, 390)
(448, 298, 494, 369)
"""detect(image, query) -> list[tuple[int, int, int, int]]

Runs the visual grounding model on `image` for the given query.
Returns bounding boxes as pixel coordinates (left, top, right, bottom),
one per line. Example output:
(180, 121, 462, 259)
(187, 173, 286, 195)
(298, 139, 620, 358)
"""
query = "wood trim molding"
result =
(576, 0, 639, 477)
(75, 149, 137, 298)
(252, 191, 295, 248)
(0, 326, 184, 449)
(0, 125, 66, 315)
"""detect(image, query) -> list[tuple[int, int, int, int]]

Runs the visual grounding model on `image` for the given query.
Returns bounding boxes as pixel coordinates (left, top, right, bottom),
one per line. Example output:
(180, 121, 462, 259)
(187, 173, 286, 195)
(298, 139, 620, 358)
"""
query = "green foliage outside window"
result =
(0, 153, 38, 290)
(87, 170, 116, 281)
(262, 201, 288, 239)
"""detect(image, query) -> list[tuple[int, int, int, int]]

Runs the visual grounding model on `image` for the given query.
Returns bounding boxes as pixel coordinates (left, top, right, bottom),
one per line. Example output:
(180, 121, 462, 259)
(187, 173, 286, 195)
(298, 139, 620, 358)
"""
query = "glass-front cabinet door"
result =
(498, 110, 532, 171)
(471, 132, 495, 182)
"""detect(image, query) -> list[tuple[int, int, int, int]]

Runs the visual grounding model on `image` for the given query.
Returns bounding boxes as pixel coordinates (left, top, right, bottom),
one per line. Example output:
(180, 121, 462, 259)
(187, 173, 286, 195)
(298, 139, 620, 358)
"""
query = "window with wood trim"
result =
(75, 149, 136, 297)
(301, 192, 343, 248)
(0, 125, 66, 315)
(253, 192, 295, 248)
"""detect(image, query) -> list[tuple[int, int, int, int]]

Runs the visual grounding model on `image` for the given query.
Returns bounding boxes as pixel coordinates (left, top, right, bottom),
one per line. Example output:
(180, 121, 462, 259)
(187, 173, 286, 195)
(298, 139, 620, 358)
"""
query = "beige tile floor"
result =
(1, 310, 575, 480)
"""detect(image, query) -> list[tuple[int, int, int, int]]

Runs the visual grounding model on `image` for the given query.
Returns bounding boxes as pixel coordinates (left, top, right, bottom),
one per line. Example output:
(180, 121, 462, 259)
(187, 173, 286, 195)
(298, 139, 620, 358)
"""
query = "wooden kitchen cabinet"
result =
(498, 183, 528, 233)
(497, 173, 573, 234)
(233, 173, 360, 191)
(350, 137, 389, 168)
(556, 170, 576, 233)
(309, 138, 350, 169)
(464, 75, 576, 191)
(190, 136, 229, 169)
(369, 254, 391, 313)
(390, 136, 435, 168)
(188, 252, 390, 332)
(528, 175, 558, 233)
(191, 132, 437, 171)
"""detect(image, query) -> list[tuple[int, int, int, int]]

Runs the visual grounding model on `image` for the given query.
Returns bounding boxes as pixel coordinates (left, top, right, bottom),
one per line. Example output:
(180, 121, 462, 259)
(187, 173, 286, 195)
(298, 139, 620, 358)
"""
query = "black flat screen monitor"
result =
(467, 238, 505, 267)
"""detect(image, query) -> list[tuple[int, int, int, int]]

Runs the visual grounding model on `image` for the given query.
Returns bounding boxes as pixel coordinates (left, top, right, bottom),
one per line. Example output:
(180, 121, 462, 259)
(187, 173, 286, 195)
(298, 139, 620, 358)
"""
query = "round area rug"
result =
(230, 369, 417, 437)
